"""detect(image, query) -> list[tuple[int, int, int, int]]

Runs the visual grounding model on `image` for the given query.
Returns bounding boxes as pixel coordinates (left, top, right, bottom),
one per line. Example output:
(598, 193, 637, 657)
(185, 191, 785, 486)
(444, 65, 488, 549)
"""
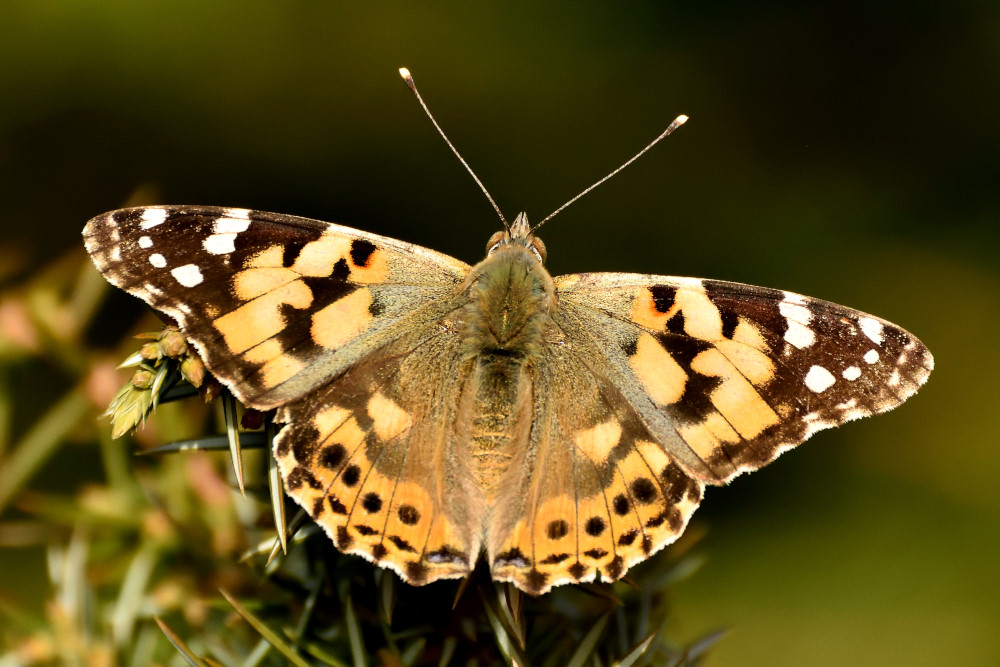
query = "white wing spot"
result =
(779, 300, 815, 349)
(864, 349, 880, 364)
(225, 208, 251, 220)
(110, 247, 121, 262)
(859, 317, 885, 344)
(140, 209, 169, 229)
(675, 277, 704, 288)
(149, 253, 167, 268)
(784, 321, 815, 349)
(842, 366, 862, 381)
(783, 291, 808, 305)
(213, 217, 252, 234)
(805, 365, 836, 393)
(145, 283, 162, 296)
(802, 411, 824, 424)
(204, 234, 236, 255)
(138, 236, 153, 248)
(171, 264, 203, 287)
(888, 370, 901, 386)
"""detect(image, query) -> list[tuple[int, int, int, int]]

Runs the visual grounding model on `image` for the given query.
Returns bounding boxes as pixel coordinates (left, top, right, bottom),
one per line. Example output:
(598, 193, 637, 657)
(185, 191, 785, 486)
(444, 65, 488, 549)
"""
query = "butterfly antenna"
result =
(399, 68, 509, 230)
(532, 114, 689, 233)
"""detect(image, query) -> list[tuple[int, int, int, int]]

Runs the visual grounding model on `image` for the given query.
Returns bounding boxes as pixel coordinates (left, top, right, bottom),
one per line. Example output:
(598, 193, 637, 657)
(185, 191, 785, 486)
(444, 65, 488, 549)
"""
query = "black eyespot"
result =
(584, 516, 606, 536)
(397, 505, 420, 525)
(631, 478, 658, 504)
(341, 464, 361, 487)
(361, 492, 382, 513)
(546, 520, 569, 540)
(318, 444, 347, 469)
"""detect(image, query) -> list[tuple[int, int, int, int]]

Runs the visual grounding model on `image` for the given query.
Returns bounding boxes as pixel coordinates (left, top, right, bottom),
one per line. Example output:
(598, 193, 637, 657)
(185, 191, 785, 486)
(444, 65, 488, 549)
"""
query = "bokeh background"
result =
(1, 1, 997, 664)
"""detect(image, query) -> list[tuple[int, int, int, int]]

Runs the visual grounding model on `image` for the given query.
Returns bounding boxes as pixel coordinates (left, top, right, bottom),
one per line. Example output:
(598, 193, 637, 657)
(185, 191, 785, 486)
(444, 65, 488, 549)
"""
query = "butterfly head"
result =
(485, 212, 547, 264)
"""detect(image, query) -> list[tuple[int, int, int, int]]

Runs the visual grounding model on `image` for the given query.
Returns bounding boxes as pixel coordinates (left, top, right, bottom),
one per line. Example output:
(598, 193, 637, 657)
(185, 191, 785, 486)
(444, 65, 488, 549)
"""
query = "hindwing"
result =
(486, 327, 705, 594)
(273, 321, 483, 585)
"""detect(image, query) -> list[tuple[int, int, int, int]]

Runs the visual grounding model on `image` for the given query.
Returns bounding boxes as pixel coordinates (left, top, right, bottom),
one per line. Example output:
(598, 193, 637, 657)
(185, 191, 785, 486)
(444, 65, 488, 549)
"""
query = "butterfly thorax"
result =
(463, 250, 552, 354)
(458, 222, 555, 498)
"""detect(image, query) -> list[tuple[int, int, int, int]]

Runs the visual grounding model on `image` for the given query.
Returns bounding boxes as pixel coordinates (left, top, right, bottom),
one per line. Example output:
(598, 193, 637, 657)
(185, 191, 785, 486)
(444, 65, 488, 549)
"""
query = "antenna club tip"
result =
(675, 114, 689, 125)
(399, 67, 413, 85)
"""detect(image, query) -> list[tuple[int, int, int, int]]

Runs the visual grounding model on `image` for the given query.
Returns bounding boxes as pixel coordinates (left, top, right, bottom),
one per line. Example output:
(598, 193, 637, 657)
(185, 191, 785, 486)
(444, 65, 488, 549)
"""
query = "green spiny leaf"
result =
(343, 594, 368, 667)
(154, 616, 210, 667)
(219, 589, 311, 667)
(566, 612, 611, 667)
(613, 631, 656, 667)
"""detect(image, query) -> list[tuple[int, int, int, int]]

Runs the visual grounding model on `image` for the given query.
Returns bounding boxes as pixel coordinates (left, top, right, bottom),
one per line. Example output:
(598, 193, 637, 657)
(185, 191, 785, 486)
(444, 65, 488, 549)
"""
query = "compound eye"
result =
(529, 237, 547, 263)
(485, 231, 506, 255)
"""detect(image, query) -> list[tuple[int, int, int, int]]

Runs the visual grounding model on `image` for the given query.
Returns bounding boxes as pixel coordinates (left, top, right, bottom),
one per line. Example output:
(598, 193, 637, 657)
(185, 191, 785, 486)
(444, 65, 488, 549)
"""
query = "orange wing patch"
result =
(243, 338, 307, 390)
(215, 280, 313, 354)
(573, 419, 623, 464)
(311, 288, 375, 349)
(689, 349, 780, 439)
(288, 233, 353, 277)
(629, 332, 687, 406)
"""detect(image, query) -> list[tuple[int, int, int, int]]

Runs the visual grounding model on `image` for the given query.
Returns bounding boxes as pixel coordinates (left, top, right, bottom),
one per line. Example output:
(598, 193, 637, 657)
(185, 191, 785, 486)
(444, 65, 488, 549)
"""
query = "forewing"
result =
(554, 273, 934, 483)
(83, 206, 470, 409)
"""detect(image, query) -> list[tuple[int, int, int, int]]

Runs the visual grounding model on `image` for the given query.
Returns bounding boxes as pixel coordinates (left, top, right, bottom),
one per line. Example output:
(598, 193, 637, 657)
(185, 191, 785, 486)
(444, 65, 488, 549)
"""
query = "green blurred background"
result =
(1, 1, 997, 664)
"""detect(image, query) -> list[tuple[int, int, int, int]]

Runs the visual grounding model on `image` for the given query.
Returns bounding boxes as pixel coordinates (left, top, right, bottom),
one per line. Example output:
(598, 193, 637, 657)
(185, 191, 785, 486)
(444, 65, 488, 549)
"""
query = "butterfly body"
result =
(84, 205, 932, 594)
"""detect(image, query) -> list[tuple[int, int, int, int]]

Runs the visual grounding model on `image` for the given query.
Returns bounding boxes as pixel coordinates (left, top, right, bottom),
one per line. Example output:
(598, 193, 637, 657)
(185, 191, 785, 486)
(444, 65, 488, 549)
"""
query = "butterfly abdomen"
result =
(460, 357, 533, 500)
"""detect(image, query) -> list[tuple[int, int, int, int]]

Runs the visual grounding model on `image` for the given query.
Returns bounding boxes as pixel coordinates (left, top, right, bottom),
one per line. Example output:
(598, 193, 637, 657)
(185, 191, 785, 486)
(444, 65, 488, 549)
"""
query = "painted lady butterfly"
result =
(83, 71, 932, 595)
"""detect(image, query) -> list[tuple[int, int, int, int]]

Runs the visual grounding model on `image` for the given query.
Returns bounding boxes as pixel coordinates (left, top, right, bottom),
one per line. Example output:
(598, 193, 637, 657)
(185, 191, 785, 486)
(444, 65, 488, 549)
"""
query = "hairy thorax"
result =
(458, 247, 556, 499)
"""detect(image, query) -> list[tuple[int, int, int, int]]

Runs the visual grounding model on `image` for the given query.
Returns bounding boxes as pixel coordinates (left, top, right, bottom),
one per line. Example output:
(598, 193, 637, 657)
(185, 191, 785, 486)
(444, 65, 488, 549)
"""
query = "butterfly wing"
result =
(83, 206, 471, 409)
(84, 206, 482, 584)
(487, 271, 932, 594)
(487, 331, 704, 594)
(273, 320, 484, 585)
(554, 273, 934, 483)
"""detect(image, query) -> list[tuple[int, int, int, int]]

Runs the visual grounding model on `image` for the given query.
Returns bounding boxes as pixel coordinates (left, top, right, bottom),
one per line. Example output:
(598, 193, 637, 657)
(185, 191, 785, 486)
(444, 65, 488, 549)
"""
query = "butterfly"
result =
(83, 201, 933, 595)
(82, 70, 932, 595)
